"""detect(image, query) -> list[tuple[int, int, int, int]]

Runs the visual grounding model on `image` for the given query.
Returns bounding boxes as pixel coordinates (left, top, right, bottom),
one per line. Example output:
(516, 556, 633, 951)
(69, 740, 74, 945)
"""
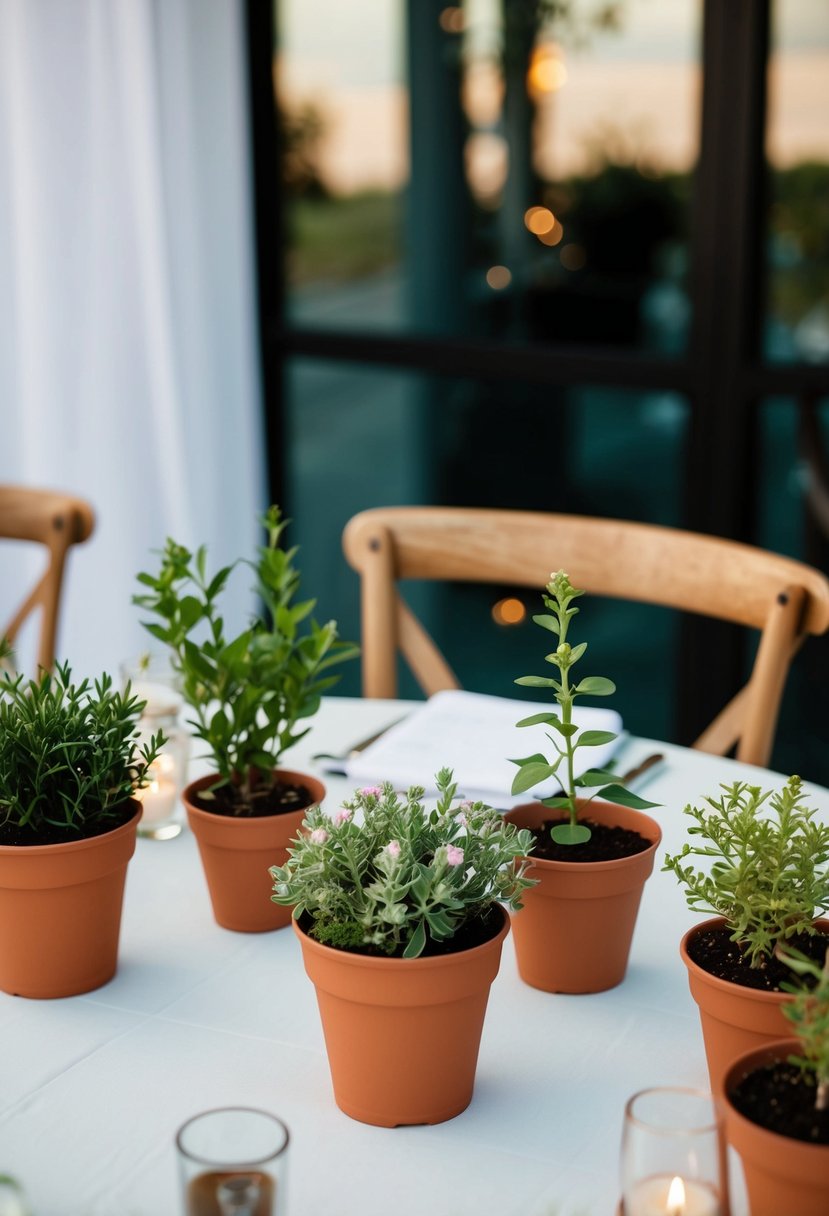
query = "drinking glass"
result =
(620, 1087, 725, 1216)
(175, 1107, 289, 1216)
(120, 652, 189, 839)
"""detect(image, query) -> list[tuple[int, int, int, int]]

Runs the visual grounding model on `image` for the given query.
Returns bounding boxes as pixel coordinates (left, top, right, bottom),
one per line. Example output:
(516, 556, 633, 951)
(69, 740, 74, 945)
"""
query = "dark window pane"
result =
(765, 0, 829, 363)
(276, 0, 700, 352)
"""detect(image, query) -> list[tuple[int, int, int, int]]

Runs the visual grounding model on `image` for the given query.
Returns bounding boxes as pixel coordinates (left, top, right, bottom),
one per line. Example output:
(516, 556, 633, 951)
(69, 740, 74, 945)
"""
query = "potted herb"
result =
(722, 945, 829, 1215)
(0, 660, 161, 997)
(504, 571, 661, 994)
(271, 769, 535, 1126)
(134, 506, 358, 932)
(665, 774, 829, 1091)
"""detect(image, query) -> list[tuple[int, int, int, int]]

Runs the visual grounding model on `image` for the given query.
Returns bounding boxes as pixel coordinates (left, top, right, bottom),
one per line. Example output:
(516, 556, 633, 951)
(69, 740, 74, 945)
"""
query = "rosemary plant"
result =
(0, 662, 161, 839)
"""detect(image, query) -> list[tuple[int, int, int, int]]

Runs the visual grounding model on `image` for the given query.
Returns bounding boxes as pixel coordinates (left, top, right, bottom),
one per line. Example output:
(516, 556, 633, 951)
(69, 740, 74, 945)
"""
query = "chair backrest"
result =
(0, 485, 95, 672)
(342, 506, 829, 768)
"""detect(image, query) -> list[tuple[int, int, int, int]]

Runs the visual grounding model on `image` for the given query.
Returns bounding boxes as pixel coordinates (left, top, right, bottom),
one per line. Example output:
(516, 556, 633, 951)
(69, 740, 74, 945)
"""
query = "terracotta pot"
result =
(183, 769, 325, 933)
(679, 916, 829, 1094)
(0, 805, 140, 998)
(504, 800, 662, 994)
(294, 905, 510, 1127)
(723, 1039, 829, 1216)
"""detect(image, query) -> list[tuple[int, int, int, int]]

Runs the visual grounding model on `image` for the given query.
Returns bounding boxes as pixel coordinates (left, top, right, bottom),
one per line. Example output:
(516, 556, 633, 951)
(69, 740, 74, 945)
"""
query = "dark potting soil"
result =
(0, 799, 137, 847)
(529, 818, 651, 863)
(193, 778, 315, 819)
(729, 1059, 829, 1144)
(301, 903, 504, 960)
(687, 925, 829, 991)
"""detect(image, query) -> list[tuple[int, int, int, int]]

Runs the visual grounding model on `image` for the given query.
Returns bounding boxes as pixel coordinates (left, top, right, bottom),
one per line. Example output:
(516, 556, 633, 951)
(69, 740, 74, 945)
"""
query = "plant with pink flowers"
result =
(270, 767, 535, 958)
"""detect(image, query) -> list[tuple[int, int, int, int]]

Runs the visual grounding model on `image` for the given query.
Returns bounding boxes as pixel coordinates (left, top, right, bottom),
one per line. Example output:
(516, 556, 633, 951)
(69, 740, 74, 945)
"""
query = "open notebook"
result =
(344, 690, 625, 808)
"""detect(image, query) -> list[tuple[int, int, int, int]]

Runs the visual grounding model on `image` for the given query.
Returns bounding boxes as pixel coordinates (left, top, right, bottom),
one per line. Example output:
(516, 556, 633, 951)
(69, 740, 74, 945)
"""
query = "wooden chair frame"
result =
(0, 486, 95, 672)
(343, 506, 829, 768)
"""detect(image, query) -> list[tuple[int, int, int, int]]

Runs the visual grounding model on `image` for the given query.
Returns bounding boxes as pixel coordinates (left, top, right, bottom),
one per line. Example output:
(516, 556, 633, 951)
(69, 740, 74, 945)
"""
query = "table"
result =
(2, 697, 826, 1216)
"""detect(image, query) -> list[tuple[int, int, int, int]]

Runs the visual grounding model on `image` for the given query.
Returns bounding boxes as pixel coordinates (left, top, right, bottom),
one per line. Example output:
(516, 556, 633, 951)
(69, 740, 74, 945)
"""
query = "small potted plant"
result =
(271, 768, 536, 1126)
(665, 774, 829, 1091)
(722, 944, 829, 1215)
(0, 657, 161, 998)
(134, 506, 358, 932)
(504, 571, 661, 994)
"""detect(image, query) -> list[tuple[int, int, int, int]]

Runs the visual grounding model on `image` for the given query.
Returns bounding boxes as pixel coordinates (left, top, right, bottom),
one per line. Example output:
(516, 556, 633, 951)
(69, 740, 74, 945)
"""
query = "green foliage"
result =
(778, 944, 829, 1112)
(0, 663, 161, 837)
(271, 768, 537, 959)
(664, 776, 829, 968)
(510, 571, 656, 844)
(134, 506, 358, 809)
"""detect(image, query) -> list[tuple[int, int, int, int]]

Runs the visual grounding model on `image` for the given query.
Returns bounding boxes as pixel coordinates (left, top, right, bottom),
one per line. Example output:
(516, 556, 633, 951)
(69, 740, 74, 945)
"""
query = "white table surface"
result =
(3, 697, 826, 1216)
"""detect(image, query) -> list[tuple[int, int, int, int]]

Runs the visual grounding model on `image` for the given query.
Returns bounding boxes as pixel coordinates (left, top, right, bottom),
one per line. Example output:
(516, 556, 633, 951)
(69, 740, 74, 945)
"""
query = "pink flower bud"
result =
(360, 786, 383, 797)
(446, 844, 464, 867)
(386, 840, 401, 858)
(335, 808, 353, 825)
(309, 828, 329, 845)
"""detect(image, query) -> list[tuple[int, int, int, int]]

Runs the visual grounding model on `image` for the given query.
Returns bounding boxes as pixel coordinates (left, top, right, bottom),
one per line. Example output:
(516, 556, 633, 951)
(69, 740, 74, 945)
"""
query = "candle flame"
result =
(667, 1175, 685, 1214)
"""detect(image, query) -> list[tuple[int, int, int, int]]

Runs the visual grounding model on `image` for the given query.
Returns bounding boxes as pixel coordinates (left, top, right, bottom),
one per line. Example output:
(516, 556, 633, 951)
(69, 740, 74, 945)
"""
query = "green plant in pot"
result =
(503, 570, 662, 994)
(271, 768, 535, 1126)
(665, 774, 829, 1091)
(722, 944, 829, 1216)
(0, 659, 162, 997)
(134, 506, 358, 932)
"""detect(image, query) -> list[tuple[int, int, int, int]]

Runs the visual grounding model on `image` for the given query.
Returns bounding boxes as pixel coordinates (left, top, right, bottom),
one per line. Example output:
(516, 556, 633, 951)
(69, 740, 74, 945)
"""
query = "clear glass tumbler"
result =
(620, 1087, 725, 1216)
(175, 1107, 289, 1216)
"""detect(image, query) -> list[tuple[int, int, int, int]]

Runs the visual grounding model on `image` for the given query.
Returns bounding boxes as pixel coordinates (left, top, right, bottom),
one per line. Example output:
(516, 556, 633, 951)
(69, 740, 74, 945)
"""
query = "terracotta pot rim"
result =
(680, 916, 829, 1005)
(0, 802, 142, 858)
(183, 769, 324, 827)
(723, 1037, 829, 1154)
(292, 903, 510, 972)
(508, 799, 662, 874)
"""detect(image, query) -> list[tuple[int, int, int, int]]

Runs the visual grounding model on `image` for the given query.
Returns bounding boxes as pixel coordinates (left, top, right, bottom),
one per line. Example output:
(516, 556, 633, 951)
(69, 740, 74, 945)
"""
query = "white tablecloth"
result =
(2, 697, 825, 1216)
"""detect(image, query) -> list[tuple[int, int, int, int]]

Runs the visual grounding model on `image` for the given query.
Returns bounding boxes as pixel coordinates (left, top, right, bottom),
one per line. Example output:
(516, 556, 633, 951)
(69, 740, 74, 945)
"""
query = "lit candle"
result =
(136, 755, 178, 824)
(626, 1175, 719, 1216)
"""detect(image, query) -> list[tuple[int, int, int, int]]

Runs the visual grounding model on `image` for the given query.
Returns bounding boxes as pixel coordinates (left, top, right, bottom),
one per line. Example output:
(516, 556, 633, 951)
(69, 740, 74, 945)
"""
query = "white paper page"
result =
(344, 689, 625, 807)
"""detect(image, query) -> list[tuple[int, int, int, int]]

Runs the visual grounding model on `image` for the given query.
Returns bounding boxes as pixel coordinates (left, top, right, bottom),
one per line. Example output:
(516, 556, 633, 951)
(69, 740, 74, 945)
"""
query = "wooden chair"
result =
(342, 506, 829, 768)
(0, 486, 95, 672)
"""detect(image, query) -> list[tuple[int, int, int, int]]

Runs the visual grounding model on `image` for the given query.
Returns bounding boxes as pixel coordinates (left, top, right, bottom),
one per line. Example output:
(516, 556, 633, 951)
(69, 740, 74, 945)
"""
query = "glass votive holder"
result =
(620, 1087, 724, 1216)
(175, 1107, 289, 1216)
(121, 653, 189, 840)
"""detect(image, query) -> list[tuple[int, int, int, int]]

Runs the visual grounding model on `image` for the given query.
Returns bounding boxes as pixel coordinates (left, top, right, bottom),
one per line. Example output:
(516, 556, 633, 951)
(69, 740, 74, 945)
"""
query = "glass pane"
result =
(756, 397, 829, 785)
(276, 0, 699, 351)
(765, 0, 829, 363)
(285, 357, 688, 740)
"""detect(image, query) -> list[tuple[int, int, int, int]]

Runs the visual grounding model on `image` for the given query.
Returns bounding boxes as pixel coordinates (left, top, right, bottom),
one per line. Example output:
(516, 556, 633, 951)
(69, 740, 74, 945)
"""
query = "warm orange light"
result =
(527, 45, 567, 96)
(439, 6, 465, 34)
(524, 206, 556, 235)
(486, 265, 512, 290)
(492, 597, 526, 626)
(667, 1176, 685, 1215)
(560, 243, 586, 270)
(538, 219, 564, 247)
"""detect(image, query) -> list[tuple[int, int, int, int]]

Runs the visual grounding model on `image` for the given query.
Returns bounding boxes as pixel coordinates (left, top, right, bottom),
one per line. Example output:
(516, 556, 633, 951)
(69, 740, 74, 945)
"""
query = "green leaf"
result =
(577, 768, 622, 786)
(551, 823, 592, 845)
(515, 676, 558, 689)
(403, 920, 427, 959)
(595, 783, 659, 810)
(575, 729, 618, 747)
(511, 762, 556, 795)
(515, 712, 561, 728)
(574, 676, 616, 696)
(532, 614, 560, 635)
(550, 720, 578, 738)
(542, 795, 571, 810)
(508, 752, 548, 768)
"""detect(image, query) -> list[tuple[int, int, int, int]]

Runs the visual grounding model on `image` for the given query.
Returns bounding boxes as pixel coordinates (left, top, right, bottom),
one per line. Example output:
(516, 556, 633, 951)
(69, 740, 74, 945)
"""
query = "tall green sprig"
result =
(0, 662, 161, 835)
(509, 570, 656, 845)
(664, 776, 829, 967)
(134, 506, 358, 807)
(778, 945, 829, 1112)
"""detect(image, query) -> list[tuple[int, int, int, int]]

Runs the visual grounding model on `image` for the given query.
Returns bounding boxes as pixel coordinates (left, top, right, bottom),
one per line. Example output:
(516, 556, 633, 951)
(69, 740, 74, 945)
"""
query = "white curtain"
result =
(0, 0, 265, 679)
